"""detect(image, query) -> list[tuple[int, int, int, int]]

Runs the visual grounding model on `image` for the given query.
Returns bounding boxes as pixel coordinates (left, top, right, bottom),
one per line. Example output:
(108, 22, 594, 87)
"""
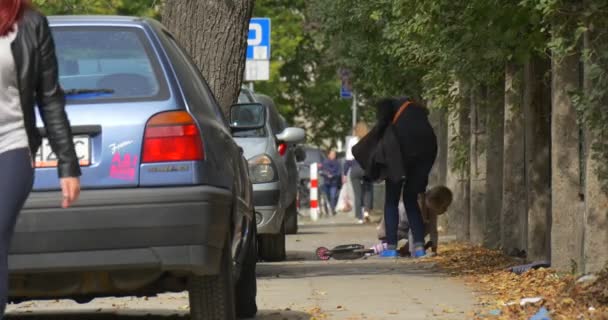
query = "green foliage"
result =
(34, 0, 159, 17)
(251, 0, 354, 147)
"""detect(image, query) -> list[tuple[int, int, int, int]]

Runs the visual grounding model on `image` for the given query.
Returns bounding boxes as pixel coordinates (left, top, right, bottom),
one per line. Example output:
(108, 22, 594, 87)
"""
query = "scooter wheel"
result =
(316, 247, 331, 260)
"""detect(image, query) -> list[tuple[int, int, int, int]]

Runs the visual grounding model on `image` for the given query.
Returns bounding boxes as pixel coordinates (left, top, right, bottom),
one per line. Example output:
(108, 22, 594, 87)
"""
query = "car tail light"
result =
(142, 111, 204, 163)
(278, 143, 287, 156)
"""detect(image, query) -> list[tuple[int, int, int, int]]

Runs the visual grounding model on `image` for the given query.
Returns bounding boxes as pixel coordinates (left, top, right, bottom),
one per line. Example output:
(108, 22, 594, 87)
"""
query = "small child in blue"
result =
(376, 185, 453, 257)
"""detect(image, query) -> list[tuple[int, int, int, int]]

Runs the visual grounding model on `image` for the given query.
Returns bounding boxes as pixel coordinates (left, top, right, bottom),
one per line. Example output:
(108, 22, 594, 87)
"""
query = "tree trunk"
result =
(551, 52, 585, 272)
(162, 0, 255, 113)
(447, 82, 471, 241)
(524, 55, 552, 262)
(502, 63, 527, 256)
(469, 85, 503, 248)
(582, 27, 608, 273)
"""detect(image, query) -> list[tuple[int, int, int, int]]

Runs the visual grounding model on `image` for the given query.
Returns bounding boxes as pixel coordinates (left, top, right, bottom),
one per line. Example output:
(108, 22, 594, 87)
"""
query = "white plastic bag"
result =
(336, 174, 354, 213)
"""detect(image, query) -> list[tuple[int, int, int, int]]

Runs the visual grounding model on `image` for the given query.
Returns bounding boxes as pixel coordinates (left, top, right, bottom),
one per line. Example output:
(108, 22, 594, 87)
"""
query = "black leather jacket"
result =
(10, 9, 81, 178)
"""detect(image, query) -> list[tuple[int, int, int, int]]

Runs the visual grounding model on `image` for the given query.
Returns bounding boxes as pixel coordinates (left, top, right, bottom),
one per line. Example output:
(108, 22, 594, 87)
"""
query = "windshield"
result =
(232, 104, 267, 138)
(52, 26, 169, 104)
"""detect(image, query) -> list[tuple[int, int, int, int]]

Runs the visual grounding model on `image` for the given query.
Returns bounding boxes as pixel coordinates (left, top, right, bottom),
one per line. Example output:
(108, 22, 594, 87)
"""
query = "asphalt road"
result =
(5, 214, 474, 320)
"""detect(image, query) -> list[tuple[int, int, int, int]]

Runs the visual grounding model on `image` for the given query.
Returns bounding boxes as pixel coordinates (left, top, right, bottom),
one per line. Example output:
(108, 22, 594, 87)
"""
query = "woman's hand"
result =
(60, 177, 81, 208)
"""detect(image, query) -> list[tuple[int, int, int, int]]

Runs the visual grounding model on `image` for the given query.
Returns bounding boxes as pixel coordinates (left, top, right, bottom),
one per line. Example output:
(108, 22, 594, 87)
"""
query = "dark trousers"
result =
(0, 148, 35, 317)
(350, 163, 373, 220)
(322, 183, 338, 210)
(383, 156, 434, 248)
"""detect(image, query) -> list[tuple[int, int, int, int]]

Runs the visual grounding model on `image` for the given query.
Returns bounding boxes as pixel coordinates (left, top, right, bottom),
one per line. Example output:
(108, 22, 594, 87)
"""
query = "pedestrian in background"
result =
(344, 122, 374, 224)
(320, 150, 341, 213)
(0, 0, 81, 315)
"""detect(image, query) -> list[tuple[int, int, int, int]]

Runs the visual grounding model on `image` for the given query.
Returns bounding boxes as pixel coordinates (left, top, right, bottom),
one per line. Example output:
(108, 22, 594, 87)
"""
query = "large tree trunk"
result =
(582, 27, 608, 273)
(551, 52, 585, 272)
(524, 55, 552, 262)
(469, 85, 504, 248)
(502, 64, 527, 256)
(447, 82, 471, 241)
(162, 0, 255, 113)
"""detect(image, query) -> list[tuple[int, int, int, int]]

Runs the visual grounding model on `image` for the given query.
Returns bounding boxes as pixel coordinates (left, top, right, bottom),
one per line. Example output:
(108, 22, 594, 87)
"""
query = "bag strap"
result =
(392, 101, 413, 124)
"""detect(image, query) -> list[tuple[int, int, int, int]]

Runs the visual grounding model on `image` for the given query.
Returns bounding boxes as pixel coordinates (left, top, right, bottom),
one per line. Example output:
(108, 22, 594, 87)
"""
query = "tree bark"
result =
(469, 85, 503, 248)
(551, 52, 585, 272)
(502, 63, 527, 256)
(162, 0, 255, 113)
(447, 82, 471, 241)
(524, 55, 552, 262)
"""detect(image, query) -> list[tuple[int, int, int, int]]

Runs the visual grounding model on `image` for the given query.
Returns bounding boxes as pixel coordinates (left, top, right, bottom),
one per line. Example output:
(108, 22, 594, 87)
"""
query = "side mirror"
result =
(295, 147, 306, 162)
(276, 127, 305, 144)
(229, 103, 266, 130)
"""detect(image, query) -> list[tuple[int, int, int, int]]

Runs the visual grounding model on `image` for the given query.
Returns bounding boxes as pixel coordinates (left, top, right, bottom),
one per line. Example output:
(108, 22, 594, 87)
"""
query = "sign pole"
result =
(352, 91, 357, 130)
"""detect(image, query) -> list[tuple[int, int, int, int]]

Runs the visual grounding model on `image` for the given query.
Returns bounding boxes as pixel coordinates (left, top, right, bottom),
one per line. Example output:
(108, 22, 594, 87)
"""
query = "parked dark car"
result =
(13, 15, 257, 320)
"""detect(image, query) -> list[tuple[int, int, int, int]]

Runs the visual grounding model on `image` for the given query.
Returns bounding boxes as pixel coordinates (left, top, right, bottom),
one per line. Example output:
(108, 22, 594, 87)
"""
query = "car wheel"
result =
(285, 200, 298, 234)
(235, 223, 258, 318)
(188, 240, 236, 320)
(258, 221, 286, 262)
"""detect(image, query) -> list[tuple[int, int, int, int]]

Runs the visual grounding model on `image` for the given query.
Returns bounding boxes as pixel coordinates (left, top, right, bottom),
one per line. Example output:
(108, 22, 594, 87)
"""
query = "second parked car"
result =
(233, 90, 305, 261)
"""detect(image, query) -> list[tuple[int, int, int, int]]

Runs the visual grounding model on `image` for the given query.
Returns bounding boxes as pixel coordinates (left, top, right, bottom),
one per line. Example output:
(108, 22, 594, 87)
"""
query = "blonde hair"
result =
(354, 121, 369, 139)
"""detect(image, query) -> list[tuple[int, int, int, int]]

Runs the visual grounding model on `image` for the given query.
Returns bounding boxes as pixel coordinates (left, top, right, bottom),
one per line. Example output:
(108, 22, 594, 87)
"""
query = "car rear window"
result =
(52, 26, 169, 104)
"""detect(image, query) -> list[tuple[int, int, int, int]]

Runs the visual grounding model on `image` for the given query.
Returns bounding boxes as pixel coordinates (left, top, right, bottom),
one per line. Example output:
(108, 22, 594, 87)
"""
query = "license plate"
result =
(35, 136, 91, 168)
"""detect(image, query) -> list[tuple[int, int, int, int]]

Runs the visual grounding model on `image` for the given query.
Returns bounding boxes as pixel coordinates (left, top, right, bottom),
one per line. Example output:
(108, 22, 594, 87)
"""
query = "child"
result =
(376, 185, 453, 257)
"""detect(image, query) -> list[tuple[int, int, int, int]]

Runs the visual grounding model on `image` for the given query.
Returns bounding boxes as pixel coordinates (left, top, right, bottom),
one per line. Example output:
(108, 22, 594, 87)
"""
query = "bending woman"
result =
(378, 97, 437, 258)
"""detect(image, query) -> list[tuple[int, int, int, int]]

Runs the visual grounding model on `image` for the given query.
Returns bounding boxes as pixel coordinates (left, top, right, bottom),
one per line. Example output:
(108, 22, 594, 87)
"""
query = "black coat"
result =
(11, 9, 81, 178)
(352, 99, 437, 183)
(352, 124, 406, 183)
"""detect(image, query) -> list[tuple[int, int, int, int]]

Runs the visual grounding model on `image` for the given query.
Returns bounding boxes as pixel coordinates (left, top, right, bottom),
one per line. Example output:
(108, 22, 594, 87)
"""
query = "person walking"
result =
(0, 0, 81, 315)
(320, 150, 341, 213)
(376, 97, 437, 258)
(344, 122, 374, 224)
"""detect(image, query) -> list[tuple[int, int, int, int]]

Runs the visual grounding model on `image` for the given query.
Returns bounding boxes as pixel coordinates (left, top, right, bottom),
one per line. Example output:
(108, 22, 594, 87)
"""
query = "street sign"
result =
(245, 60, 270, 81)
(245, 18, 271, 81)
(340, 69, 353, 99)
(247, 18, 271, 60)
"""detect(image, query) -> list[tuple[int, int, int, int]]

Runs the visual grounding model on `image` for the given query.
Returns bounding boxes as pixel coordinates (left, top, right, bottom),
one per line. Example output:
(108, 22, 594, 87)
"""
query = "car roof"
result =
(48, 15, 149, 26)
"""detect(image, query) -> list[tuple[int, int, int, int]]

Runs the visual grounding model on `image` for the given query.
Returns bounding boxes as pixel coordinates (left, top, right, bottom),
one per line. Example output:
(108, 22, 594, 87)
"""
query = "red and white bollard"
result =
(309, 162, 319, 221)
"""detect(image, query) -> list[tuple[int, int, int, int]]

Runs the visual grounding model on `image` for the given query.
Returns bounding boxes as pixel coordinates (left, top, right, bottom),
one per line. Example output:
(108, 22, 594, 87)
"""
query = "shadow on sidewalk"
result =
(257, 258, 442, 279)
(6, 309, 311, 320)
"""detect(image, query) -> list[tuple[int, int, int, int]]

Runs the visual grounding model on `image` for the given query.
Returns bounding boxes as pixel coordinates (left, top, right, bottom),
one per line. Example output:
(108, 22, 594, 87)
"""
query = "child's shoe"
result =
(414, 248, 426, 258)
(380, 249, 399, 258)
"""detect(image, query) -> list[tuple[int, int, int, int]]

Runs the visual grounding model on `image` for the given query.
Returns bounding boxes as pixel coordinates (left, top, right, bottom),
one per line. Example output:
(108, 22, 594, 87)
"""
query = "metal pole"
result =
(248, 82, 254, 92)
(352, 91, 357, 130)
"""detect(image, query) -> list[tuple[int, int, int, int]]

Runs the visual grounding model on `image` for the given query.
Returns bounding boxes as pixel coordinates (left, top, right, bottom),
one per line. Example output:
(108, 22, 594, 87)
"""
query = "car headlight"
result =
(248, 155, 277, 184)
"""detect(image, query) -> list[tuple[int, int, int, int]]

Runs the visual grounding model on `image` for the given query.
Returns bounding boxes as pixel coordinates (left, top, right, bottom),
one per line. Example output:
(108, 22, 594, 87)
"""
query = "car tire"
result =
(235, 223, 258, 318)
(258, 222, 286, 262)
(285, 201, 298, 235)
(188, 240, 236, 320)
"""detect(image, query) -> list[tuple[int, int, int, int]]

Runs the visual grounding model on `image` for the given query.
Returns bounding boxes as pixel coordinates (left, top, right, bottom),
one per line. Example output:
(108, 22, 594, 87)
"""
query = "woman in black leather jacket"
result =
(0, 0, 81, 315)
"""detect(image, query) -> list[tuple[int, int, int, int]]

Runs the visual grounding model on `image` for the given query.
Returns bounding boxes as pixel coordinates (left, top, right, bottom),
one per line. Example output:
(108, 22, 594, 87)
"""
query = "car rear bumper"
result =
(11, 186, 232, 276)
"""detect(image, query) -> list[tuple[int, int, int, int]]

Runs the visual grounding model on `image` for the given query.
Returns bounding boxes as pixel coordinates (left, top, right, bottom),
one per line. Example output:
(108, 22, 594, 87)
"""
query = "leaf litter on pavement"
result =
(419, 242, 608, 319)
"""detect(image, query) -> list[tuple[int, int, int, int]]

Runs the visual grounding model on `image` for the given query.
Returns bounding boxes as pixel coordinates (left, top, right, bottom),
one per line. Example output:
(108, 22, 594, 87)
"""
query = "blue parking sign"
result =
(247, 18, 271, 60)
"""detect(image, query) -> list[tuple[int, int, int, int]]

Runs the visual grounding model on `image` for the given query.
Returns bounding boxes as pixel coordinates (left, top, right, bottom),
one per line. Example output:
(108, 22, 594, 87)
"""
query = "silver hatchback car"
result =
(232, 89, 305, 261)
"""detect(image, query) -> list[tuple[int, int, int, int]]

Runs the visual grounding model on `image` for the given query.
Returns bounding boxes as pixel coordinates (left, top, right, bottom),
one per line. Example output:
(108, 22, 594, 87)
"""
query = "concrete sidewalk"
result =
(6, 214, 475, 320)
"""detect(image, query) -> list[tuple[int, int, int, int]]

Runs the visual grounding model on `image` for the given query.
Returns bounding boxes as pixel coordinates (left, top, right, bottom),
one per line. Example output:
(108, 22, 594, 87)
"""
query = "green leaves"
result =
(34, 0, 159, 17)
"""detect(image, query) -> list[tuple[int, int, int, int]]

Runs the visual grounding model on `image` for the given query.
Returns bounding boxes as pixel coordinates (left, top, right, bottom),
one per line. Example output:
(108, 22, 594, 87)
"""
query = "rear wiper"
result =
(64, 88, 115, 95)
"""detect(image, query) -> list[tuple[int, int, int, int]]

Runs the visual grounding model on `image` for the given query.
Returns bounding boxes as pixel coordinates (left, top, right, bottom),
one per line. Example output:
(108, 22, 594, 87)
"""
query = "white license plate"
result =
(35, 136, 91, 168)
